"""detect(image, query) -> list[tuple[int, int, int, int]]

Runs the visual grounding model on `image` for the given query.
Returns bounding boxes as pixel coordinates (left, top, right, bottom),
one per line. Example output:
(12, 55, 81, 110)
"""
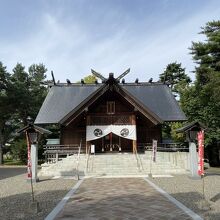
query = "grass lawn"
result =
(3, 159, 25, 166)
(3, 159, 45, 166)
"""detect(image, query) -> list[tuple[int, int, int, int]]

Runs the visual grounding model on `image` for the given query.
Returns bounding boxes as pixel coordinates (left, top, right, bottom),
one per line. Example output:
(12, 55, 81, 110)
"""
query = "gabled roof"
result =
(35, 84, 102, 124)
(35, 81, 186, 125)
(17, 123, 52, 134)
(122, 84, 186, 121)
(176, 121, 206, 133)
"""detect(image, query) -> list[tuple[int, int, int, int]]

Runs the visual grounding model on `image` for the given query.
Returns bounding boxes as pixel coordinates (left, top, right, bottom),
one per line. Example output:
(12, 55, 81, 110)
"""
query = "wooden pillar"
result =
(132, 115, 137, 153)
(102, 137, 104, 152)
(86, 115, 91, 154)
(86, 141, 91, 154)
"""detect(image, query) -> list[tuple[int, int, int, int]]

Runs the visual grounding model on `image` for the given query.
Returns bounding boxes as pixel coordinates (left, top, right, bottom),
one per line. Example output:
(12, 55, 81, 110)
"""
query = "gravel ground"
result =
(1, 170, 219, 220)
(0, 174, 77, 220)
(150, 173, 220, 220)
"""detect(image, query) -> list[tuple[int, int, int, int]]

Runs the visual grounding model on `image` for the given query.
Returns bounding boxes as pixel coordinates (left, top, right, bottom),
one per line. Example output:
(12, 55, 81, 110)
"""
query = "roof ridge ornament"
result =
(91, 69, 107, 82)
(91, 68, 130, 83)
(116, 68, 130, 81)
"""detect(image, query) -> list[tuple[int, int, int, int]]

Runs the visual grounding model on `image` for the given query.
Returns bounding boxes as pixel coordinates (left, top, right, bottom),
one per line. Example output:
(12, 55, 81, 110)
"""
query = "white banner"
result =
(86, 125, 136, 141)
(152, 139, 157, 162)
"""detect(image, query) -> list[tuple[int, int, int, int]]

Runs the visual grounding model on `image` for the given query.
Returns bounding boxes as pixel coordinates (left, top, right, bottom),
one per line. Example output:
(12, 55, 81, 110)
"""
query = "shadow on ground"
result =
(169, 191, 220, 220)
(205, 167, 220, 176)
(0, 189, 70, 220)
(0, 167, 26, 180)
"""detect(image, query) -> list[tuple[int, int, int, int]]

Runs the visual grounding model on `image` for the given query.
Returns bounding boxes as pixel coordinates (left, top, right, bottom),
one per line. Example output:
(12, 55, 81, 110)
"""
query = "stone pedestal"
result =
(29, 201, 40, 214)
(189, 142, 200, 178)
(31, 144, 39, 182)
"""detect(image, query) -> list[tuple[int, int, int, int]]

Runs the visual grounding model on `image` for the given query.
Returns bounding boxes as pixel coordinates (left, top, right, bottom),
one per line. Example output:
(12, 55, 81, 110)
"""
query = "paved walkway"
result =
(54, 178, 193, 220)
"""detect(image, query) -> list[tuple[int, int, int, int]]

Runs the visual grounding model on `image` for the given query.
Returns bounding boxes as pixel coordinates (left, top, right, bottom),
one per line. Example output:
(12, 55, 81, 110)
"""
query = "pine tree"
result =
(159, 62, 191, 96)
(0, 62, 13, 164)
(181, 20, 220, 144)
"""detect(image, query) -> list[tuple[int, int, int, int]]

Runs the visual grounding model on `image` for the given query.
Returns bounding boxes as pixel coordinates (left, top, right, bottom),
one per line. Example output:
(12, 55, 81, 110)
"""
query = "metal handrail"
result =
(133, 146, 144, 171)
(44, 144, 79, 150)
(76, 140, 82, 180)
(138, 143, 189, 152)
(86, 144, 92, 173)
(43, 144, 80, 163)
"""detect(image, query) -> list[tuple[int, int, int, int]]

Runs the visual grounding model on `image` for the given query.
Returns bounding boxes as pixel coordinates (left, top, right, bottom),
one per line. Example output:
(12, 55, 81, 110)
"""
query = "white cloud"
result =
(0, 3, 220, 83)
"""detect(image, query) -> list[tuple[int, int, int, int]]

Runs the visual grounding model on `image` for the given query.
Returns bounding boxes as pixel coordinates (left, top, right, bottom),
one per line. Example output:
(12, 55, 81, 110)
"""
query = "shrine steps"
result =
(38, 152, 188, 177)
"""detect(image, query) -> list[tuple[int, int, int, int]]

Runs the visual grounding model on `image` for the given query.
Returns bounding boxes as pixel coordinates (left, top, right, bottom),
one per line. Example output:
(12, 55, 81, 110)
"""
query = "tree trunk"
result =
(0, 147, 2, 165)
(0, 130, 4, 165)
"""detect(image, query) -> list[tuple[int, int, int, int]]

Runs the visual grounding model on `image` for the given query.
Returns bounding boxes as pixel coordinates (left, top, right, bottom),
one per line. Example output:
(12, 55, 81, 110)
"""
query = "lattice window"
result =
(90, 115, 131, 125)
(107, 101, 115, 114)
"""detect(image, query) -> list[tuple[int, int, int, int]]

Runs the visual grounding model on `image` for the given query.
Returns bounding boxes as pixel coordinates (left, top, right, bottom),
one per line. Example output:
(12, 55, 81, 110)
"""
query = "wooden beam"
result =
(116, 68, 130, 81)
(132, 115, 137, 154)
(51, 71, 56, 85)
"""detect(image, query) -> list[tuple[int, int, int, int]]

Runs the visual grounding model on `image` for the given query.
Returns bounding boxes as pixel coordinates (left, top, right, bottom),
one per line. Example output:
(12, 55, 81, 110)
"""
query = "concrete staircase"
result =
(87, 153, 188, 176)
(38, 154, 87, 177)
(38, 152, 188, 177)
(87, 153, 142, 176)
(139, 153, 188, 174)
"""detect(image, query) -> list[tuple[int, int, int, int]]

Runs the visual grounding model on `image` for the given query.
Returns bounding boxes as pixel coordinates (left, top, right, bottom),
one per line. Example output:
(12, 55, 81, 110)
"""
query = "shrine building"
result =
(35, 71, 186, 154)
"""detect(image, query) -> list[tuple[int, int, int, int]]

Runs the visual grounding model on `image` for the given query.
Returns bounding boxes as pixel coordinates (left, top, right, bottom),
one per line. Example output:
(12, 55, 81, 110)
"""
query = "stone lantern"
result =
(176, 121, 206, 178)
(17, 123, 51, 182)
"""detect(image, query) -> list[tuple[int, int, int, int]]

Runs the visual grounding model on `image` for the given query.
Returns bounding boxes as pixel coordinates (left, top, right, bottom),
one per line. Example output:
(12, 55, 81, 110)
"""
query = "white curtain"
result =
(86, 125, 136, 141)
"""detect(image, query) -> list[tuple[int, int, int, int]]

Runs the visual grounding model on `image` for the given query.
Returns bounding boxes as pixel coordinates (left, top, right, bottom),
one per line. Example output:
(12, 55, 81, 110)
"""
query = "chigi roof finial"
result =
(91, 69, 107, 83)
(91, 68, 130, 84)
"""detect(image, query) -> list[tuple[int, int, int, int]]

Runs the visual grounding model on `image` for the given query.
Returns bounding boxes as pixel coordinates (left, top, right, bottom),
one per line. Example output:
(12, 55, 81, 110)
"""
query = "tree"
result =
(160, 62, 191, 141)
(28, 64, 48, 120)
(10, 63, 31, 125)
(159, 62, 191, 96)
(10, 63, 47, 125)
(9, 63, 48, 163)
(181, 20, 220, 145)
(10, 138, 27, 163)
(170, 122, 185, 142)
(78, 74, 97, 83)
(0, 62, 13, 164)
(0, 62, 48, 164)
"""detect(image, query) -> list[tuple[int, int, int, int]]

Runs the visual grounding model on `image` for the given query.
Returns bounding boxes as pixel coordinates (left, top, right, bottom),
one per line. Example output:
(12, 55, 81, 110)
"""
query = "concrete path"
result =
(54, 178, 195, 220)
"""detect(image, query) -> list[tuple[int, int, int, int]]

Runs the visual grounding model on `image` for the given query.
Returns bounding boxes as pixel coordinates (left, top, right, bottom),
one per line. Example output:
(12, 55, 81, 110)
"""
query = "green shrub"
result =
(10, 138, 27, 164)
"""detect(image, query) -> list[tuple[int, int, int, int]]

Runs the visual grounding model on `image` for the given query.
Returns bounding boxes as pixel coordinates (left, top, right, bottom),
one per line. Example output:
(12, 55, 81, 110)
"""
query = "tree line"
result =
(0, 20, 219, 164)
(160, 21, 220, 147)
(0, 63, 48, 163)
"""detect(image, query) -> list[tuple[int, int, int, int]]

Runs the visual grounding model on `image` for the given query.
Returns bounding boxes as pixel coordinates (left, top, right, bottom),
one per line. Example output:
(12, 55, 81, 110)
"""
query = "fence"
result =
(138, 142, 190, 170)
(43, 144, 80, 163)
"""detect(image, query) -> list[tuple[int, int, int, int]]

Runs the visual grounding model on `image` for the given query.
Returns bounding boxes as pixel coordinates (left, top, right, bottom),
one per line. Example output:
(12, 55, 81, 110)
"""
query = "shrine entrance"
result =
(90, 133, 133, 153)
(86, 124, 137, 154)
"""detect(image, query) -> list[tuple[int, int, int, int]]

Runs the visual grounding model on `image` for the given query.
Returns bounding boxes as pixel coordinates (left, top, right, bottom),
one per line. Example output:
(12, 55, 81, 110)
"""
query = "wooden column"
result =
(86, 115, 91, 154)
(132, 115, 137, 153)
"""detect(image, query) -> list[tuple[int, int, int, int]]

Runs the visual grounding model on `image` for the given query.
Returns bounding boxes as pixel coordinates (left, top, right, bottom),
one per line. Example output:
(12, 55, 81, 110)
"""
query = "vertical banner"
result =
(152, 139, 157, 162)
(197, 130, 204, 176)
(26, 132, 32, 179)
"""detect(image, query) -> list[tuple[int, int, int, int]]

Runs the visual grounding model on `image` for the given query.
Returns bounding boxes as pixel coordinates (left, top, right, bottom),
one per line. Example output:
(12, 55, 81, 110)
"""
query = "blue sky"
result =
(0, 0, 220, 82)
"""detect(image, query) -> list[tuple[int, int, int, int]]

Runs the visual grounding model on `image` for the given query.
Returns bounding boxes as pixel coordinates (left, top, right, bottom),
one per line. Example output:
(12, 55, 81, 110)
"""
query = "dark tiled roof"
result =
(35, 83, 186, 124)
(17, 123, 52, 134)
(122, 84, 186, 121)
(35, 84, 102, 124)
(176, 121, 206, 133)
